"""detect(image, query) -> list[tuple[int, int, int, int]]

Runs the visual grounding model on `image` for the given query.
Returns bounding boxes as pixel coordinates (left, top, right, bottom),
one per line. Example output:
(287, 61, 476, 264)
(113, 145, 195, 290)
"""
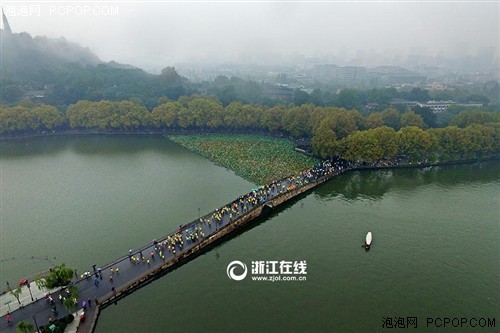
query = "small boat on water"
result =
(363, 232, 372, 250)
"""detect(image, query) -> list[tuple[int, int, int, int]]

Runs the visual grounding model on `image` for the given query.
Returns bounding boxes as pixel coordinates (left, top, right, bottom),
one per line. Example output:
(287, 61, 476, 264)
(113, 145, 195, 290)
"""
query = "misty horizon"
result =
(1, 1, 499, 72)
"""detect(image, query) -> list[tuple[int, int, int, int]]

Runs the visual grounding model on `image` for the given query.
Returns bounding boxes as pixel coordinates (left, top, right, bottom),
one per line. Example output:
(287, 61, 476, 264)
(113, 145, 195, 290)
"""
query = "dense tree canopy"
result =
(400, 111, 426, 128)
(0, 104, 63, 132)
(311, 119, 340, 159)
(66, 100, 149, 129)
(451, 110, 500, 128)
(1, 97, 498, 163)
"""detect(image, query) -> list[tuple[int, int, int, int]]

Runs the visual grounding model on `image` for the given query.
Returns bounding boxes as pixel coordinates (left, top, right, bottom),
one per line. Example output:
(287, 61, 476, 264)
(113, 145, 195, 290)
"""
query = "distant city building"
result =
(416, 101, 483, 113)
(390, 98, 484, 113)
(312, 64, 427, 85)
(312, 64, 338, 78)
(337, 66, 366, 81)
(312, 64, 365, 81)
(366, 66, 426, 84)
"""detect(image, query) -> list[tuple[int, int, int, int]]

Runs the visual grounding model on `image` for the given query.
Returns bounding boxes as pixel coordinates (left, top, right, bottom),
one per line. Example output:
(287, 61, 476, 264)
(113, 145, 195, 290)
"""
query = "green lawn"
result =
(168, 134, 318, 185)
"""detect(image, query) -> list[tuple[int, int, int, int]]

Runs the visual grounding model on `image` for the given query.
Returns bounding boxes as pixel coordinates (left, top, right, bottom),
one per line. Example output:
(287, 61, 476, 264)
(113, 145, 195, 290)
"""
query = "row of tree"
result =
(1, 98, 499, 161)
(314, 124, 498, 162)
(67, 98, 499, 133)
(0, 104, 64, 133)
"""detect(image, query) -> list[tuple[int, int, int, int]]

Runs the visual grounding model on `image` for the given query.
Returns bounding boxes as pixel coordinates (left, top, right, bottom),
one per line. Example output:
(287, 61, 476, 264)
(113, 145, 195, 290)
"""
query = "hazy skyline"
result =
(2, 1, 499, 70)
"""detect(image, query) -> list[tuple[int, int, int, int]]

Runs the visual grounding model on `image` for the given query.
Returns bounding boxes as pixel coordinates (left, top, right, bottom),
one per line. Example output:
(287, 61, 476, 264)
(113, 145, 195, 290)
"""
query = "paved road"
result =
(0, 160, 350, 332)
(0, 283, 59, 317)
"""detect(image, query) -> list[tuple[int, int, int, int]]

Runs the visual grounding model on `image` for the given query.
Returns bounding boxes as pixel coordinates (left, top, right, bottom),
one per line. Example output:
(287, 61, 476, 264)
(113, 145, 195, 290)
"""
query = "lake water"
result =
(1, 136, 498, 332)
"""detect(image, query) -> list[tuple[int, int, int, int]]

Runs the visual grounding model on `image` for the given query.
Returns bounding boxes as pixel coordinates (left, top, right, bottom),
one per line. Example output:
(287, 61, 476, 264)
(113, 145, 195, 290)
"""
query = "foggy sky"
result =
(2, 1, 499, 70)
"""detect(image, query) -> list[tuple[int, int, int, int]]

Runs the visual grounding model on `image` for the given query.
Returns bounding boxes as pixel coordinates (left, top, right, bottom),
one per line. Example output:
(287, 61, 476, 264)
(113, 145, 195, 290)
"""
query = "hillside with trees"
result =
(2, 32, 499, 114)
(0, 32, 191, 108)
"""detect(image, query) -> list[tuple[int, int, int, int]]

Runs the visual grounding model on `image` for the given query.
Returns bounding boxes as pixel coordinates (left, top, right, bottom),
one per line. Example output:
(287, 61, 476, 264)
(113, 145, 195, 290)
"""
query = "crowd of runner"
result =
(8, 156, 403, 328)
(127, 156, 403, 265)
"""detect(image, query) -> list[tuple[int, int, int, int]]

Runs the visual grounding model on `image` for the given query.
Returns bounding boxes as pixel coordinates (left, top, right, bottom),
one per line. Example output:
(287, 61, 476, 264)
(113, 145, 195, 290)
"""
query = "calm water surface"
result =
(1, 136, 498, 332)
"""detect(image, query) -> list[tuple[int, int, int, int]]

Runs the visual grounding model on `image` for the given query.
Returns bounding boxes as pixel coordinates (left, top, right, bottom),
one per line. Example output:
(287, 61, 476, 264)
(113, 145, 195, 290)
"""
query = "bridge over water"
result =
(0, 159, 360, 332)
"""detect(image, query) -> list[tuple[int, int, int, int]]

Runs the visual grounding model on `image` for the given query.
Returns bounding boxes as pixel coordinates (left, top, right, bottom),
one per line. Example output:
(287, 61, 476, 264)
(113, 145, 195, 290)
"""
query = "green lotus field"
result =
(168, 134, 318, 185)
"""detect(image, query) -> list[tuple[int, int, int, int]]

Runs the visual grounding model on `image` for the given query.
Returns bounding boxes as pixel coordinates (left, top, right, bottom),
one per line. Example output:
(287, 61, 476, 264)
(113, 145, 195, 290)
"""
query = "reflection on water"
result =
(315, 161, 500, 201)
(0, 135, 189, 157)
